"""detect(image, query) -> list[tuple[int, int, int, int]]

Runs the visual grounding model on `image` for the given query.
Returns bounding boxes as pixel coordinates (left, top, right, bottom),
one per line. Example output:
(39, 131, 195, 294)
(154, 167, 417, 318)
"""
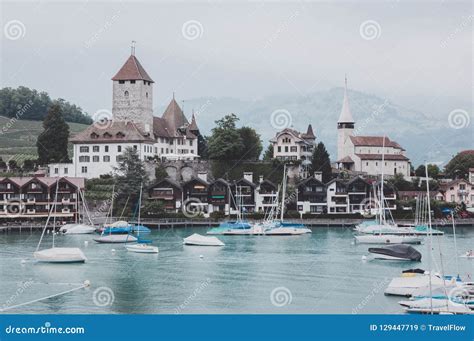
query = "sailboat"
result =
(94, 185, 137, 243)
(125, 183, 158, 253)
(34, 179, 87, 263)
(60, 189, 96, 234)
(261, 163, 311, 235)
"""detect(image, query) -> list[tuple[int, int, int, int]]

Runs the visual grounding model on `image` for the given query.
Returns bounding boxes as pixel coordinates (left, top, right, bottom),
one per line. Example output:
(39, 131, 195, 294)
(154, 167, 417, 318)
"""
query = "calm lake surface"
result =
(1, 226, 473, 314)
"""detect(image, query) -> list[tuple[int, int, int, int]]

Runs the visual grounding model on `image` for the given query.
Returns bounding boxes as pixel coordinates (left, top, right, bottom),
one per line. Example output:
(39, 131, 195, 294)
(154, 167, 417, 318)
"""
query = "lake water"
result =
(1, 225, 473, 314)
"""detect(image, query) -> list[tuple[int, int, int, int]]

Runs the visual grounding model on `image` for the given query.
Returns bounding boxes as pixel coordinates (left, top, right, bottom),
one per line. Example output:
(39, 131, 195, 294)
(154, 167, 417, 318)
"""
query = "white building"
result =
(270, 125, 315, 161)
(51, 47, 200, 179)
(336, 78, 411, 177)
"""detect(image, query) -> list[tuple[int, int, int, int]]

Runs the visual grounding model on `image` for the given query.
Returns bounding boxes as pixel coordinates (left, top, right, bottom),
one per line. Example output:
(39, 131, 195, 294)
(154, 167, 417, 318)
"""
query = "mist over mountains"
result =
(156, 88, 471, 167)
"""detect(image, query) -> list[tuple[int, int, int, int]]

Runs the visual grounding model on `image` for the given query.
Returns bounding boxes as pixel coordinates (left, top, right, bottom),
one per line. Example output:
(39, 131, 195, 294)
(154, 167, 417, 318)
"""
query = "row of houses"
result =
(0, 176, 85, 220)
(147, 171, 397, 216)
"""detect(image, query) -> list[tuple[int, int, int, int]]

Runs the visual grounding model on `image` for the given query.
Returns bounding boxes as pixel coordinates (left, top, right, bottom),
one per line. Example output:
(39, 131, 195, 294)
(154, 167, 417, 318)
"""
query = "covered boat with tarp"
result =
(369, 244, 422, 261)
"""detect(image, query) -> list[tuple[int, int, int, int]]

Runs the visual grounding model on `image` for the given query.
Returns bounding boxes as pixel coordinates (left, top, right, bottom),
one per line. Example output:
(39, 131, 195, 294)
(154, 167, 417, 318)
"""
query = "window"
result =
(366, 162, 369, 166)
(103, 156, 110, 162)
(285, 146, 289, 152)
(64, 168, 68, 174)
(161, 148, 164, 154)
(375, 162, 378, 166)
(450, 195, 455, 202)
(146, 92, 148, 98)
(117, 145, 121, 152)
(130, 80, 135, 84)
(290, 146, 297, 152)
(124, 91, 129, 97)
(119, 80, 125, 84)
(154, 147, 157, 154)
(93, 156, 100, 162)
(81, 166, 87, 173)
(79, 156, 90, 162)
(133, 145, 137, 150)
(79, 146, 89, 153)
(277, 146, 281, 152)
(105, 146, 109, 152)
(460, 184, 466, 190)
(54, 168, 58, 174)
(190, 140, 193, 146)
(93, 146, 99, 152)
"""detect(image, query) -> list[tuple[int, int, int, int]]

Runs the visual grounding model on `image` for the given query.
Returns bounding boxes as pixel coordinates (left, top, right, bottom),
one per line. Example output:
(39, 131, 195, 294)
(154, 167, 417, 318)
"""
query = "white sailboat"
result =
(125, 183, 158, 253)
(34, 178, 87, 263)
(60, 189, 96, 234)
(94, 185, 138, 244)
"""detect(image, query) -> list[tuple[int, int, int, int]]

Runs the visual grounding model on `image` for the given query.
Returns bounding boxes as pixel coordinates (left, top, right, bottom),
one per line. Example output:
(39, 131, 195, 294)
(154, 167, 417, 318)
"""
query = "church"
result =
(50, 47, 200, 179)
(336, 78, 411, 177)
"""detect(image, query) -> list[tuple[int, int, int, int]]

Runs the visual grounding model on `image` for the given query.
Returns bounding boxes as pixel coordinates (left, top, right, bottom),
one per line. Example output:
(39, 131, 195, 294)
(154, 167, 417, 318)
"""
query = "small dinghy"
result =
(355, 234, 422, 244)
(369, 244, 422, 261)
(34, 247, 87, 263)
(460, 251, 474, 259)
(125, 243, 159, 253)
(183, 233, 225, 246)
(94, 234, 137, 243)
(60, 223, 96, 234)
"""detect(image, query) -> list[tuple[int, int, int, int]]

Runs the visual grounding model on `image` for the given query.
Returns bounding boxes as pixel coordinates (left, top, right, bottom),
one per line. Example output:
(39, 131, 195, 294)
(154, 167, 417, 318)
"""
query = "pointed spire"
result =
(337, 75, 354, 124)
(305, 124, 315, 138)
(112, 47, 154, 83)
(131, 40, 136, 56)
(189, 110, 199, 132)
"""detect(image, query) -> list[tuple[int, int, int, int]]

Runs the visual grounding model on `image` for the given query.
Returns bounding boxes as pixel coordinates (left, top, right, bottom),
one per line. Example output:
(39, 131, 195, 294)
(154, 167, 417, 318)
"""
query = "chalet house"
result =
(182, 175, 210, 215)
(296, 172, 327, 214)
(208, 178, 231, 214)
(0, 176, 85, 221)
(147, 178, 183, 212)
(231, 172, 257, 214)
(255, 176, 278, 214)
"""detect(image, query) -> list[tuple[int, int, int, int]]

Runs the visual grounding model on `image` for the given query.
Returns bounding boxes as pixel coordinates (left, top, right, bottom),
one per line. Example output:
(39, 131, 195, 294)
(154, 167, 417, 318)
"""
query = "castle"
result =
(50, 47, 200, 179)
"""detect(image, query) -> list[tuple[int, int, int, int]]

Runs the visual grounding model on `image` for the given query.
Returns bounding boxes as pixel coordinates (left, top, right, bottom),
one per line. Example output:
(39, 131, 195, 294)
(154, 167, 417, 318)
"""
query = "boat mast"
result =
(380, 136, 385, 224)
(424, 162, 434, 314)
(451, 212, 460, 277)
(36, 178, 59, 252)
(280, 164, 287, 221)
(137, 183, 143, 238)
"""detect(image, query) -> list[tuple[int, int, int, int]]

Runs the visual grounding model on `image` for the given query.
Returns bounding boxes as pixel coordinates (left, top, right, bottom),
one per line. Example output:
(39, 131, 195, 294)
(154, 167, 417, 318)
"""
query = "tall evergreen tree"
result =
(310, 142, 332, 183)
(263, 144, 274, 161)
(113, 147, 147, 217)
(36, 103, 70, 165)
(197, 133, 208, 159)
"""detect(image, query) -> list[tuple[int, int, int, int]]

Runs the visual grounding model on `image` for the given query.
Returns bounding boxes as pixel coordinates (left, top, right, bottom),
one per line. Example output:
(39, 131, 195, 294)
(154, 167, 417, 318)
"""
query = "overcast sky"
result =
(1, 1, 472, 117)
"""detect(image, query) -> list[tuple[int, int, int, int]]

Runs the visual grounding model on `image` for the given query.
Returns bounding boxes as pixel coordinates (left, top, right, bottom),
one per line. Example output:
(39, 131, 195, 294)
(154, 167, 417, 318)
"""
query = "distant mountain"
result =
(158, 88, 472, 166)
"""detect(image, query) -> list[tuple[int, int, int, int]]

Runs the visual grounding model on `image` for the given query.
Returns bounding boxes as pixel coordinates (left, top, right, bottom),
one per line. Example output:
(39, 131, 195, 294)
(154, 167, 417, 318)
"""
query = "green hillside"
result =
(0, 116, 88, 164)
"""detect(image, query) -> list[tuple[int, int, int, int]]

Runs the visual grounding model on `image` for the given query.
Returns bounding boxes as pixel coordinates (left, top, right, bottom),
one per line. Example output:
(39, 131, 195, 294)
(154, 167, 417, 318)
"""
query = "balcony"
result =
(26, 198, 36, 203)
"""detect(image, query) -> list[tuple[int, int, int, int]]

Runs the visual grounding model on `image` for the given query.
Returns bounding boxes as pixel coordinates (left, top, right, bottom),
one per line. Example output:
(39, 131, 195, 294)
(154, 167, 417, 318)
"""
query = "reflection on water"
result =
(0, 226, 473, 314)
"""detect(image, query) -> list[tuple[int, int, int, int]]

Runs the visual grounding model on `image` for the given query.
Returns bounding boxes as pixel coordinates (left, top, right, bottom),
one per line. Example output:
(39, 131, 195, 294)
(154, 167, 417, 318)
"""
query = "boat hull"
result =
(355, 235, 422, 244)
(34, 247, 87, 263)
(94, 234, 138, 243)
(183, 234, 225, 246)
(125, 244, 159, 253)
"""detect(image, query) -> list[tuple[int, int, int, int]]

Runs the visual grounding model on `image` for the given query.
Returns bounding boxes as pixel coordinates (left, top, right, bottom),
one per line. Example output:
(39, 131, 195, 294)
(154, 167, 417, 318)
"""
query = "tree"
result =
(0, 158, 6, 170)
(207, 114, 244, 160)
(263, 144, 274, 161)
(445, 151, 474, 179)
(113, 147, 147, 217)
(310, 142, 332, 183)
(415, 164, 440, 178)
(238, 126, 262, 160)
(22, 159, 35, 172)
(36, 103, 70, 165)
(197, 133, 208, 159)
(8, 159, 18, 170)
(155, 163, 168, 182)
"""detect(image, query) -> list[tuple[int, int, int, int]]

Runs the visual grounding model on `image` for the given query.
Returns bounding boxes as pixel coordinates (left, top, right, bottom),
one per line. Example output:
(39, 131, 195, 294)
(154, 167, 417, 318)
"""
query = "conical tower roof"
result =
(162, 96, 189, 132)
(188, 111, 199, 132)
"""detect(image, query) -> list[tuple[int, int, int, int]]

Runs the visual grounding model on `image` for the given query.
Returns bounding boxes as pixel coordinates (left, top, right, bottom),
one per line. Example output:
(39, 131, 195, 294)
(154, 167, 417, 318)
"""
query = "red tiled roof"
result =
(112, 55, 154, 83)
(70, 121, 155, 143)
(1, 177, 85, 190)
(337, 156, 354, 163)
(350, 136, 405, 150)
(355, 153, 409, 161)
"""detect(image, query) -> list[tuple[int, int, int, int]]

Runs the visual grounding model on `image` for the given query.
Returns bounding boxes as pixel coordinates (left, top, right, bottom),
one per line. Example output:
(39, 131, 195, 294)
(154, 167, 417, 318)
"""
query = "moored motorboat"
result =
(183, 233, 225, 246)
(94, 234, 138, 243)
(384, 270, 461, 296)
(60, 223, 96, 234)
(207, 221, 252, 235)
(34, 247, 87, 263)
(368, 244, 422, 261)
(125, 243, 159, 253)
(355, 234, 421, 244)
(399, 297, 472, 314)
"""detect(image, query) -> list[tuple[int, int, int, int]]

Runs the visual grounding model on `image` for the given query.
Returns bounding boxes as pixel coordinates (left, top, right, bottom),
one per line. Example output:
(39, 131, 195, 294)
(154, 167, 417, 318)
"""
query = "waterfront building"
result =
(296, 172, 327, 214)
(270, 125, 316, 161)
(182, 173, 210, 215)
(439, 178, 474, 208)
(0, 176, 84, 221)
(336, 78, 411, 177)
(208, 178, 232, 215)
(50, 47, 199, 179)
(230, 172, 257, 214)
(147, 178, 183, 213)
(255, 176, 279, 214)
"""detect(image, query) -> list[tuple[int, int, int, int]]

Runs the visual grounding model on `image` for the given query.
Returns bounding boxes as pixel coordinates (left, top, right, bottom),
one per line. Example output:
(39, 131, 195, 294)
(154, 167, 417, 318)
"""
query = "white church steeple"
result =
(337, 76, 355, 162)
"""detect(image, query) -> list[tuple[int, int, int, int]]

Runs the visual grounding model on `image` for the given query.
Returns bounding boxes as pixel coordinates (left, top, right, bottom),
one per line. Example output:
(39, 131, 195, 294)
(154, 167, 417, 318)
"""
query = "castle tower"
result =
(337, 76, 355, 161)
(111, 43, 154, 131)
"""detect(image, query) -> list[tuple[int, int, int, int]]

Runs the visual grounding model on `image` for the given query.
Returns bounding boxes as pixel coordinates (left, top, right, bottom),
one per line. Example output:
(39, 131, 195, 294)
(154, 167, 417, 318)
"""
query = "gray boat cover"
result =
(368, 244, 422, 261)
